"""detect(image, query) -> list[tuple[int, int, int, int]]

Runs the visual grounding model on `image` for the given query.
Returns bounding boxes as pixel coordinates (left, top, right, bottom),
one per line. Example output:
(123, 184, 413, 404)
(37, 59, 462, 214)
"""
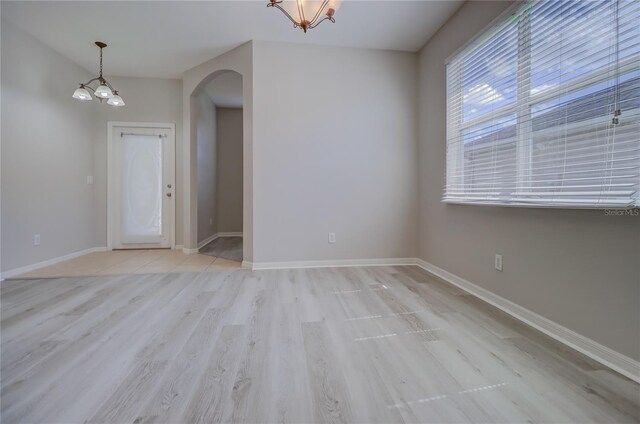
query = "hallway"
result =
(199, 237, 243, 262)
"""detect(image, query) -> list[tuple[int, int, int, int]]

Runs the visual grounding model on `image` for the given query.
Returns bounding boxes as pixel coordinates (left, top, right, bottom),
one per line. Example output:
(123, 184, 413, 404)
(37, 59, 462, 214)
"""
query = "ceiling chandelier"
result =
(72, 41, 124, 107)
(267, 0, 341, 33)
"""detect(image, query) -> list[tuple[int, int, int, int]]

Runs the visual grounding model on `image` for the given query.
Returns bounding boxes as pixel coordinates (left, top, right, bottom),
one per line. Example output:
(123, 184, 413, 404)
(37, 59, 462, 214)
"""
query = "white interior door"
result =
(109, 124, 175, 249)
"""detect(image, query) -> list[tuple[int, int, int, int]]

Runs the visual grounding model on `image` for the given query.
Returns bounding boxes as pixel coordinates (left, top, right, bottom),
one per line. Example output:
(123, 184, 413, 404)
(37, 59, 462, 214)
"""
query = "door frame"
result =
(107, 121, 176, 250)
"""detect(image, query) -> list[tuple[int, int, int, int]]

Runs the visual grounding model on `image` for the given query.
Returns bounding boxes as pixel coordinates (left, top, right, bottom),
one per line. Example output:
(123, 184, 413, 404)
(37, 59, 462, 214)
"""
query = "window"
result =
(445, 0, 640, 207)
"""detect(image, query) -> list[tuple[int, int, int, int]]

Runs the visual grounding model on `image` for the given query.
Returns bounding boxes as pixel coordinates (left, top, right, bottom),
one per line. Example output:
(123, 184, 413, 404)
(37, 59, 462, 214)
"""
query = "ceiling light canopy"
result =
(72, 41, 124, 106)
(267, 0, 341, 33)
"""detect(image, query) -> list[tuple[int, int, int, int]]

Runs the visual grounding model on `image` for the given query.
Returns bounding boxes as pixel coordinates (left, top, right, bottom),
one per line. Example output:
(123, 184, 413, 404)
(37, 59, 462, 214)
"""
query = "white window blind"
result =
(445, 0, 640, 208)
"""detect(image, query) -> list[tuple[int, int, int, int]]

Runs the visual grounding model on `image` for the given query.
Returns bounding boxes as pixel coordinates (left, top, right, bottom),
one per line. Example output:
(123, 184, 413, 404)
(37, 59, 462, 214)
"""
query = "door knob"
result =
(166, 193, 172, 197)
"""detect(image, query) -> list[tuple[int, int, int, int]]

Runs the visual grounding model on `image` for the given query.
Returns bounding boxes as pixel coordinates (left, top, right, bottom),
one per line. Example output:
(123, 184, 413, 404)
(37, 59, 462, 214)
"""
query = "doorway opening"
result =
(194, 71, 243, 262)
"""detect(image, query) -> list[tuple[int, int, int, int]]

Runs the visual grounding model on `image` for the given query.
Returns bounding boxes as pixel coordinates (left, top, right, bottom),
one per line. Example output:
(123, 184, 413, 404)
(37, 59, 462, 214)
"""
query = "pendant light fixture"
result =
(267, 0, 341, 33)
(72, 41, 124, 106)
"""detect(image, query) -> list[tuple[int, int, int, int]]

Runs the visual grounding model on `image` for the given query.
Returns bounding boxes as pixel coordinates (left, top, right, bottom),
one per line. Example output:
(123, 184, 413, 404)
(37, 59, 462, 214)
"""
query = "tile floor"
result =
(13, 249, 241, 279)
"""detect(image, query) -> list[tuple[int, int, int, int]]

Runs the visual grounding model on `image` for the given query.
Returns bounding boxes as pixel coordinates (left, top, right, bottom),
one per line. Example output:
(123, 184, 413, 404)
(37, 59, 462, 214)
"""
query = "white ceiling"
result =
(1, 1, 463, 79)
(204, 71, 243, 108)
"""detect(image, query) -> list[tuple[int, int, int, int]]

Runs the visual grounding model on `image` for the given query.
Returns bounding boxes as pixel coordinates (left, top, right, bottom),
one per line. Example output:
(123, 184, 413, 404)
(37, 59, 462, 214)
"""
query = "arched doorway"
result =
(195, 71, 244, 262)
(181, 42, 253, 265)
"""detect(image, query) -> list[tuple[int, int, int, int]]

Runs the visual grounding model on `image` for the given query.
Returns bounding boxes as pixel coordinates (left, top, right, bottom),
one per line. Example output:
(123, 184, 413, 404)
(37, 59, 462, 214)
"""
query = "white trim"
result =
(107, 121, 176, 251)
(0, 247, 107, 280)
(445, 1, 519, 65)
(197, 232, 244, 250)
(197, 234, 218, 250)
(217, 232, 243, 238)
(2, 248, 634, 381)
(173, 245, 184, 250)
(249, 258, 417, 271)
(413, 259, 640, 384)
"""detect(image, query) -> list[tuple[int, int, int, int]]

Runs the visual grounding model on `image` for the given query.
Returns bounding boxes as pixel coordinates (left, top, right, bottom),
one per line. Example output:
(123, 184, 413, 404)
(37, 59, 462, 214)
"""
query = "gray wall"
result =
(215, 108, 243, 233)
(417, 1, 640, 361)
(196, 92, 218, 244)
(1, 20, 185, 272)
(93, 76, 183, 247)
(195, 103, 243, 244)
(195, 102, 243, 244)
(252, 41, 418, 263)
(1, 20, 97, 271)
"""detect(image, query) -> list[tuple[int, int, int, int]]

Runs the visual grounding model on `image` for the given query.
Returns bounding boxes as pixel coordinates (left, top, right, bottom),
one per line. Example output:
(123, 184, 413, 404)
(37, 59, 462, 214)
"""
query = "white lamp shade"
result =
(107, 94, 125, 107)
(276, 0, 301, 21)
(277, 0, 338, 22)
(72, 87, 92, 101)
(94, 84, 114, 99)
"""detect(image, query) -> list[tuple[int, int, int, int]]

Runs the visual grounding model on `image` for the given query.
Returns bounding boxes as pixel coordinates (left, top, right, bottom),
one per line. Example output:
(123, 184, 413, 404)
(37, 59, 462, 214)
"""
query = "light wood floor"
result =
(12, 249, 241, 279)
(200, 237, 243, 262)
(1, 266, 638, 423)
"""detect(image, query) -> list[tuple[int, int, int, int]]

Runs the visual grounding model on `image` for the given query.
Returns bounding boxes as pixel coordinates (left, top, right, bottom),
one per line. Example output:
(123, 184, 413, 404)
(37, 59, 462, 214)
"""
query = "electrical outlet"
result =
(328, 232, 336, 244)
(86, 175, 93, 185)
(209, 217, 213, 226)
(34, 234, 41, 246)
(495, 254, 503, 271)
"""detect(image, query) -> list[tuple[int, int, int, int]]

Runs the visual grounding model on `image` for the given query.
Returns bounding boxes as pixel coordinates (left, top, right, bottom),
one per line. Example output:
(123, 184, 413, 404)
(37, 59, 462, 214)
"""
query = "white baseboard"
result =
(0, 247, 107, 280)
(173, 245, 184, 250)
(197, 234, 218, 249)
(218, 232, 243, 238)
(249, 257, 416, 270)
(197, 232, 243, 250)
(413, 259, 640, 384)
(2, 246, 635, 382)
